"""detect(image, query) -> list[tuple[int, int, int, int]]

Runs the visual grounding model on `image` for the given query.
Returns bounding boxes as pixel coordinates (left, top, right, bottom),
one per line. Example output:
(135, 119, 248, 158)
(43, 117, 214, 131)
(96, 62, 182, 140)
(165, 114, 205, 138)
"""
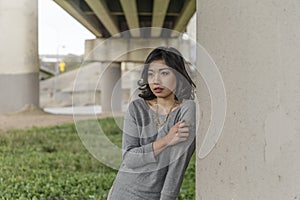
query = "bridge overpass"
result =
(0, 0, 196, 113)
(54, 0, 196, 38)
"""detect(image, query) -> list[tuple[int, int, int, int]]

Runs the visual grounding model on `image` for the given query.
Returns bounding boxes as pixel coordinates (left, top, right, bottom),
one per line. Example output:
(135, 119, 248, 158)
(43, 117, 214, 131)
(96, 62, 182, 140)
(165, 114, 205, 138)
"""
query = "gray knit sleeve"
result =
(122, 102, 158, 169)
(160, 100, 196, 199)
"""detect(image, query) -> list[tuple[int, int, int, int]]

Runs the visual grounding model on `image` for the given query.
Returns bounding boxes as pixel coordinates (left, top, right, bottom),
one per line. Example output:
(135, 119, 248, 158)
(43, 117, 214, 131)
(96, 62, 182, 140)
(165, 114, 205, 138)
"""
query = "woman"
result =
(108, 46, 196, 200)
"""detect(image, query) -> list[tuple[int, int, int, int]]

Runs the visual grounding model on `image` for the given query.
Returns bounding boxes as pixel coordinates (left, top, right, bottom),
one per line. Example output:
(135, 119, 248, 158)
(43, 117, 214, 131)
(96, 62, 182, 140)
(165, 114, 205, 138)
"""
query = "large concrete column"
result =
(100, 62, 122, 113)
(196, 0, 300, 199)
(0, 0, 39, 113)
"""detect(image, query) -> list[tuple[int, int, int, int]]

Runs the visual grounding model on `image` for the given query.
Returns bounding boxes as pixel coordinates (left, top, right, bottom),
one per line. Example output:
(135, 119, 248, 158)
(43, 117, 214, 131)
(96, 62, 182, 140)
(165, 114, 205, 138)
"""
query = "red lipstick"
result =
(153, 87, 164, 93)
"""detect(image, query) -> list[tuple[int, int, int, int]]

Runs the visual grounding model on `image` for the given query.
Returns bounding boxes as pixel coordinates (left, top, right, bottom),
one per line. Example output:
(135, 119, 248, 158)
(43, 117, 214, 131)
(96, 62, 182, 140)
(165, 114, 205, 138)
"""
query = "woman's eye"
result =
(161, 71, 169, 76)
(148, 72, 154, 77)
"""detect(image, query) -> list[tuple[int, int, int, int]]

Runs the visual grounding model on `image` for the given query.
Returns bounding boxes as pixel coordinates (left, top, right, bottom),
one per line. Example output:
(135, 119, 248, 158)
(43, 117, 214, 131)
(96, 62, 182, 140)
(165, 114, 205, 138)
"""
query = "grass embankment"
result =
(0, 118, 195, 199)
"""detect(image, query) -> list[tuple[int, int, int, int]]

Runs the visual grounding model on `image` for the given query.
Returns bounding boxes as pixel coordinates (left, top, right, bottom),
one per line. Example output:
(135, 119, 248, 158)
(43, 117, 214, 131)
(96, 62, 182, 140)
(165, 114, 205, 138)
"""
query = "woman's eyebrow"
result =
(159, 68, 170, 71)
(148, 67, 170, 71)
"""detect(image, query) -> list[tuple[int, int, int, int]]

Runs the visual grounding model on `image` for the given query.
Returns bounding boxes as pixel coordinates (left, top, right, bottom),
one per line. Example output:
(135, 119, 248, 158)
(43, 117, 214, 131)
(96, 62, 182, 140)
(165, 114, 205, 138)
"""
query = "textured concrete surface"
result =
(40, 62, 139, 108)
(0, 0, 39, 113)
(196, 0, 300, 199)
(0, 73, 39, 113)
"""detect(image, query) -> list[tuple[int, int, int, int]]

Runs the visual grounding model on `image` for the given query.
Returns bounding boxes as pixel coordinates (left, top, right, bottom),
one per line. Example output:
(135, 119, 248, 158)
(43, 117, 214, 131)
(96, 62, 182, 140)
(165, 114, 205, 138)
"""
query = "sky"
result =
(38, 0, 95, 56)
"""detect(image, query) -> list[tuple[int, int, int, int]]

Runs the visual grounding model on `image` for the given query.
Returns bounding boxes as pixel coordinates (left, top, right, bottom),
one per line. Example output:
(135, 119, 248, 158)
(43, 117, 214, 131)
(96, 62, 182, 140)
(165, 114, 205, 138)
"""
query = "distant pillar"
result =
(100, 62, 122, 112)
(129, 68, 141, 101)
(0, 0, 39, 113)
(196, 0, 300, 199)
(123, 62, 142, 102)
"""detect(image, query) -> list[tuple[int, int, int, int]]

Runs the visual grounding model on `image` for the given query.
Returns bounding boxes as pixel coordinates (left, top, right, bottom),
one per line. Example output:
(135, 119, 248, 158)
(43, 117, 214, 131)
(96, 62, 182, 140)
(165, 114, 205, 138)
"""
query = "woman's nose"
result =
(153, 73, 161, 84)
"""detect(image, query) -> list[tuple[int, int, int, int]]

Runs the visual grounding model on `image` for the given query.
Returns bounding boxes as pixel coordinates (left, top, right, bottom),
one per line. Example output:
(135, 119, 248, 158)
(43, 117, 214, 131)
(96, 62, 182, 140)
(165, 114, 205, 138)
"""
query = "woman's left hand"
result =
(153, 121, 190, 156)
(165, 121, 190, 147)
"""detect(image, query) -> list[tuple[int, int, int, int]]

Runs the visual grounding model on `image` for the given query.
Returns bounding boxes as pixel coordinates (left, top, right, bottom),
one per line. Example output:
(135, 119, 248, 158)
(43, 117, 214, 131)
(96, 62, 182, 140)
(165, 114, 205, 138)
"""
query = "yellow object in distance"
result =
(59, 61, 66, 72)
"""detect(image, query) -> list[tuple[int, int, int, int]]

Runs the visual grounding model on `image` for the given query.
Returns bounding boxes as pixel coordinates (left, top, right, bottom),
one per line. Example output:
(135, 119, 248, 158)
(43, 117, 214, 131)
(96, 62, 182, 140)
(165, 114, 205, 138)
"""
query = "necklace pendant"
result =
(153, 100, 177, 129)
(154, 113, 168, 129)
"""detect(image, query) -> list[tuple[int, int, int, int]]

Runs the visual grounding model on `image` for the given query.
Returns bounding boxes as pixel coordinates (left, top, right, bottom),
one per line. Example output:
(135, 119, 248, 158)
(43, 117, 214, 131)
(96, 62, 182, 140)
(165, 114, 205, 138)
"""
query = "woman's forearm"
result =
(153, 136, 170, 156)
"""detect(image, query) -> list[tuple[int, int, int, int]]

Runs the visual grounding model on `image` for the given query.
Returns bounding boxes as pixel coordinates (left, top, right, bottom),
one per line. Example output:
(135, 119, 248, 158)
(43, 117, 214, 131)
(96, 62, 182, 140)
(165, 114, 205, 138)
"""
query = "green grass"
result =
(0, 117, 195, 199)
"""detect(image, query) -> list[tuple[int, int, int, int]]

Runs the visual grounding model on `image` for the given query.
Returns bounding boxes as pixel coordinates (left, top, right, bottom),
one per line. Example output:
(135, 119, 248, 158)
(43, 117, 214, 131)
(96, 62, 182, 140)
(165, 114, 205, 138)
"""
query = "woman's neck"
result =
(156, 95, 178, 114)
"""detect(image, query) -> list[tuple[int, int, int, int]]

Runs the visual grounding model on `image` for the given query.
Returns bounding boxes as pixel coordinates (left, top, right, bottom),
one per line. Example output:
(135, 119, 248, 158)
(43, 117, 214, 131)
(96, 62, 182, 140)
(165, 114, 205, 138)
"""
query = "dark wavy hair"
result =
(138, 46, 196, 102)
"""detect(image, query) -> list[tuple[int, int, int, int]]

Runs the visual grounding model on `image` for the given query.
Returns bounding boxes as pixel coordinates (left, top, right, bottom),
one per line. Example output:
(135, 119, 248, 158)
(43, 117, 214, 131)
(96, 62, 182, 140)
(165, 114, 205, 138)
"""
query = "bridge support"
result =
(129, 66, 142, 101)
(0, 0, 39, 113)
(100, 62, 122, 113)
(196, 0, 300, 199)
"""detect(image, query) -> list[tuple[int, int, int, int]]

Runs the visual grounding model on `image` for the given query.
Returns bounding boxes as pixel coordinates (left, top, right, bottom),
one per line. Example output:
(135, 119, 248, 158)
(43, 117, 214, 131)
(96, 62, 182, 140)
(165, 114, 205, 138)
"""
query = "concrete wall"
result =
(84, 37, 192, 63)
(0, 0, 39, 113)
(196, 0, 300, 199)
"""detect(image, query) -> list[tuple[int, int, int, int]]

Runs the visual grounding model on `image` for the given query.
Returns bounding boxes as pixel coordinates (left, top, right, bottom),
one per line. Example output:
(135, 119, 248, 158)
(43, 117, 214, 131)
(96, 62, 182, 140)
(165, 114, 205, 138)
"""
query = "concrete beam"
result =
(151, 0, 171, 37)
(85, 0, 119, 36)
(172, 0, 196, 36)
(120, 0, 140, 37)
(54, 0, 102, 37)
(84, 37, 192, 63)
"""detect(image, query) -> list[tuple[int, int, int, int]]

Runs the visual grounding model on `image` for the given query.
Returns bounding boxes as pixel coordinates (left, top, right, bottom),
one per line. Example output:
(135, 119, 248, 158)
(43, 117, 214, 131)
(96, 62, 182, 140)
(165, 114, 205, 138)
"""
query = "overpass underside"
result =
(54, 0, 196, 38)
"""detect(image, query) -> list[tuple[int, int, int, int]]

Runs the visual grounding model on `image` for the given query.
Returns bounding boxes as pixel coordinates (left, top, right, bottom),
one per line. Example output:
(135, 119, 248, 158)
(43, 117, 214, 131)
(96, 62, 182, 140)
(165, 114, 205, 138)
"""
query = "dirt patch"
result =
(0, 105, 120, 131)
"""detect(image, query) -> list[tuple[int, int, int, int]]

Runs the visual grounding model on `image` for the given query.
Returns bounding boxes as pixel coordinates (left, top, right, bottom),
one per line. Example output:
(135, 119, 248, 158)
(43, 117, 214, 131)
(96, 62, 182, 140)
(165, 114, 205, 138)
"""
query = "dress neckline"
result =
(141, 98, 184, 116)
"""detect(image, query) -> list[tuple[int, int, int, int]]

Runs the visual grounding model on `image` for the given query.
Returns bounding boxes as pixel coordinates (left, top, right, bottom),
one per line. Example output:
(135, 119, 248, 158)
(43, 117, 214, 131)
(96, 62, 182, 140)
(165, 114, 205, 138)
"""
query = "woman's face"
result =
(147, 60, 177, 99)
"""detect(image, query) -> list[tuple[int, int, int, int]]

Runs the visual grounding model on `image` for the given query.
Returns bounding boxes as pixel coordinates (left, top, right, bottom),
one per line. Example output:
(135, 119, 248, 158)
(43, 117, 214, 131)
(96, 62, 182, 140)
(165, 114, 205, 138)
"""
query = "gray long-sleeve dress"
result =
(109, 98, 196, 200)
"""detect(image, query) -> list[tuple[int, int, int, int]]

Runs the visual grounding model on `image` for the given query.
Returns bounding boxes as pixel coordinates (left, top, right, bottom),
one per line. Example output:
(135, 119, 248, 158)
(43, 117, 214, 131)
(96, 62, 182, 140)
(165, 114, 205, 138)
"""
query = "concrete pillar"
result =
(129, 68, 141, 101)
(196, 0, 300, 199)
(0, 0, 39, 113)
(100, 62, 122, 112)
(121, 62, 142, 102)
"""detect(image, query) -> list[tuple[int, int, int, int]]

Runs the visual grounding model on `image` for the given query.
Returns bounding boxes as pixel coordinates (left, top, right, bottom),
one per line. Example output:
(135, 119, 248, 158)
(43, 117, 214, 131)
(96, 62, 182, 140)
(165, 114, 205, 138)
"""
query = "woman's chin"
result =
(154, 93, 174, 99)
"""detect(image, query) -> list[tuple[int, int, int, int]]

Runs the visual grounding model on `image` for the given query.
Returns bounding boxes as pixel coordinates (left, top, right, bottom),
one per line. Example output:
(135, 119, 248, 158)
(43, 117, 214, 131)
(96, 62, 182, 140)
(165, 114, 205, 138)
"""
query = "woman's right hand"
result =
(165, 121, 190, 146)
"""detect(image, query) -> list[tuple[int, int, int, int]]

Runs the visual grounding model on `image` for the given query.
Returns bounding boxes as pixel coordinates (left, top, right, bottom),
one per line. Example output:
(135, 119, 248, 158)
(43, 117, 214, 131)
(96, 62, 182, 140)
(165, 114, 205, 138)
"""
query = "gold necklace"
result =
(154, 100, 177, 129)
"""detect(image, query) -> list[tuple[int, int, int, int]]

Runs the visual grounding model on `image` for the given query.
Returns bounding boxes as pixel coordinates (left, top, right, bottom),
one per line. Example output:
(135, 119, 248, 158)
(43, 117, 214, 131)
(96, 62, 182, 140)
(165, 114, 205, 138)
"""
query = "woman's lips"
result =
(153, 87, 163, 93)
